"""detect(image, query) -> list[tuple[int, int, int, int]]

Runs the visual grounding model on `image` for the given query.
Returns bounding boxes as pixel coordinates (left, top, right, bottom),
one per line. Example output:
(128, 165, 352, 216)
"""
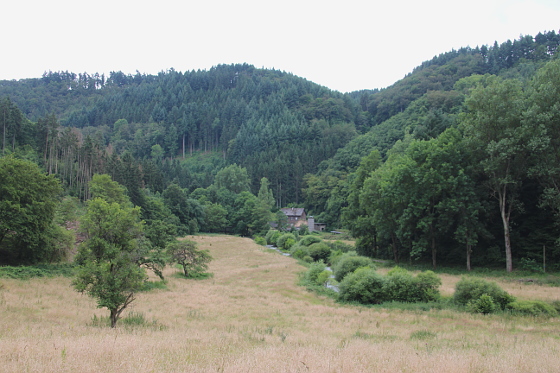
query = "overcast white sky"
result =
(2, 0, 559, 92)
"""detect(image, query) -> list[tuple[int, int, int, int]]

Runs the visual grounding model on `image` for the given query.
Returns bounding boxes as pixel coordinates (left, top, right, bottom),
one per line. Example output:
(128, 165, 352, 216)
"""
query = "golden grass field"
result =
(1, 235, 560, 372)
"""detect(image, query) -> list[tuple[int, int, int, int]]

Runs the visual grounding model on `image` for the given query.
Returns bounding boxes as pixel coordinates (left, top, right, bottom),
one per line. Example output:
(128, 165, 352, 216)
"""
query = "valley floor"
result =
(1, 235, 559, 372)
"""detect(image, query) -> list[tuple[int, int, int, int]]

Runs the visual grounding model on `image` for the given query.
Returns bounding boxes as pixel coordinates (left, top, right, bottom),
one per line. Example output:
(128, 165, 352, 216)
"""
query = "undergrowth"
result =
(0, 263, 76, 279)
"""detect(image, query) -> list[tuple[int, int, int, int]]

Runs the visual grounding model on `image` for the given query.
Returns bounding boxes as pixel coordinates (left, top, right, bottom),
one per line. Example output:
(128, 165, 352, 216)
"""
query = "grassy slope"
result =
(1, 235, 559, 372)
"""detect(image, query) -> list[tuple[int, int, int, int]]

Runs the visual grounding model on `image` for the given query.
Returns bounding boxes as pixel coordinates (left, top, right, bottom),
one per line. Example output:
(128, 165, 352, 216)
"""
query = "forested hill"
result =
(3, 30, 560, 269)
(1, 31, 559, 208)
(0, 63, 362, 205)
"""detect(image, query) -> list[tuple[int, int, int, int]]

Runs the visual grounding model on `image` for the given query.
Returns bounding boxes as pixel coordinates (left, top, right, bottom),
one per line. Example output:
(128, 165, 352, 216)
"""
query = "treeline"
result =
(309, 59, 560, 272)
(359, 30, 560, 126)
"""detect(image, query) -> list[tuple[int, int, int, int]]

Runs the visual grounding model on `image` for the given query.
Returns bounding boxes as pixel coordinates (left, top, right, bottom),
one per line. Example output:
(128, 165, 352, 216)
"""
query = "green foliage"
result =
(163, 183, 204, 235)
(139, 280, 167, 292)
(414, 271, 443, 302)
(289, 243, 309, 260)
(410, 330, 437, 340)
(325, 240, 354, 253)
(307, 242, 331, 262)
(89, 174, 130, 206)
(276, 233, 296, 251)
(214, 164, 250, 194)
(265, 229, 282, 246)
(466, 294, 497, 314)
(303, 261, 328, 286)
(518, 258, 544, 273)
(166, 239, 212, 278)
(73, 198, 147, 328)
(0, 263, 76, 279)
(453, 277, 515, 310)
(338, 268, 387, 304)
(337, 266, 442, 305)
(299, 235, 322, 247)
(383, 267, 421, 302)
(202, 202, 228, 233)
(0, 156, 62, 264)
(383, 267, 441, 303)
(507, 300, 558, 317)
(254, 236, 267, 246)
(333, 254, 373, 281)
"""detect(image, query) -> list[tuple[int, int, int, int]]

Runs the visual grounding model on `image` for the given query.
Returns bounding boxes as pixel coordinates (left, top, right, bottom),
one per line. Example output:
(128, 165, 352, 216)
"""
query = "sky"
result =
(2, 0, 560, 93)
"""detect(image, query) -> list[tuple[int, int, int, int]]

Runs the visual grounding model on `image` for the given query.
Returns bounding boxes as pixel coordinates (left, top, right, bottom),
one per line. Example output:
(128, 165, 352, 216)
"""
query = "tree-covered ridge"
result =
(359, 30, 560, 126)
(2, 31, 560, 271)
(1, 63, 363, 204)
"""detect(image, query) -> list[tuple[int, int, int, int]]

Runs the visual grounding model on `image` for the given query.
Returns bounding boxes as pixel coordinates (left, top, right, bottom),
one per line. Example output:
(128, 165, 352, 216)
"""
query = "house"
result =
(276, 208, 327, 231)
(280, 207, 307, 228)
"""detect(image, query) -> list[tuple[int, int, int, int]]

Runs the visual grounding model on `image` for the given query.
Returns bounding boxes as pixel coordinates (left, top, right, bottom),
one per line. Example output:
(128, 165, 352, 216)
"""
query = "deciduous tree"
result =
(73, 198, 146, 328)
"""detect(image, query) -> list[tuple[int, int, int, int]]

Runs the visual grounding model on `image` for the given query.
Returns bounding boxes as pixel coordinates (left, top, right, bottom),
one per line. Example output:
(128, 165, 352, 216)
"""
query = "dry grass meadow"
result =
(1, 235, 560, 372)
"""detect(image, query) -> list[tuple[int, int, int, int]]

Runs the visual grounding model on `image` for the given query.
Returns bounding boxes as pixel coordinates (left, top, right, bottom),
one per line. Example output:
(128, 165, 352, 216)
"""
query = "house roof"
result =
(280, 207, 305, 217)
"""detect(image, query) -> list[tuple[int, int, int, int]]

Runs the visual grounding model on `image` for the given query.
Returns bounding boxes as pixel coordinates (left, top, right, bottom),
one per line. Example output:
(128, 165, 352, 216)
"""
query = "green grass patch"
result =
(0, 263, 76, 279)
(171, 270, 214, 280)
(139, 280, 168, 291)
(90, 312, 167, 330)
(410, 330, 437, 340)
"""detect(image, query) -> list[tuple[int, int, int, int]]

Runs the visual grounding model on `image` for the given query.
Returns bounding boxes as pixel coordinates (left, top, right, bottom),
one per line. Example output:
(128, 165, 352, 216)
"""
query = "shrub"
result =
(453, 277, 515, 310)
(415, 270, 442, 302)
(338, 268, 387, 304)
(383, 268, 441, 303)
(289, 243, 309, 260)
(467, 294, 497, 314)
(277, 233, 296, 251)
(254, 236, 267, 246)
(508, 300, 558, 317)
(518, 258, 543, 273)
(304, 261, 327, 285)
(307, 242, 332, 262)
(299, 235, 322, 247)
(334, 254, 373, 281)
(325, 240, 354, 253)
(383, 267, 417, 302)
(265, 230, 282, 246)
(316, 270, 332, 286)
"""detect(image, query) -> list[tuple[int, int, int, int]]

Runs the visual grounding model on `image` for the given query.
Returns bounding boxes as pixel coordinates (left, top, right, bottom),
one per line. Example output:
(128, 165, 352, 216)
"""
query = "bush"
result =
(0, 264, 76, 279)
(265, 230, 282, 246)
(325, 240, 354, 253)
(307, 242, 332, 262)
(304, 261, 328, 285)
(383, 267, 418, 302)
(453, 277, 515, 310)
(289, 243, 309, 260)
(334, 254, 373, 281)
(518, 258, 544, 273)
(254, 236, 267, 246)
(415, 270, 442, 302)
(508, 300, 558, 317)
(302, 255, 313, 263)
(383, 267, 441, 303)
(277, 233, 296, 251)
(316, 270, 332, 286)
(466, 294, 497, 314)
(338, 268, 386, 304)
(299, 235, 322, 247)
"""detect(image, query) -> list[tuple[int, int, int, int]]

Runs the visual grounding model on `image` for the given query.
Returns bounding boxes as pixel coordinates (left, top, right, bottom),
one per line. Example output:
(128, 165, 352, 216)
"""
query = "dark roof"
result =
(280, 208, 305, 217)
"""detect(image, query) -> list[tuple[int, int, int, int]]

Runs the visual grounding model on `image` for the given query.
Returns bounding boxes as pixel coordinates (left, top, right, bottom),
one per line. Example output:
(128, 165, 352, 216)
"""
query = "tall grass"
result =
(0, 234, 559, 372)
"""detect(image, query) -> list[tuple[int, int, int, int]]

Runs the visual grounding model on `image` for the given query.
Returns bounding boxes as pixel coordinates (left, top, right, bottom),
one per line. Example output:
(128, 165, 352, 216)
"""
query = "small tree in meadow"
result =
(167, 239, 212, 278)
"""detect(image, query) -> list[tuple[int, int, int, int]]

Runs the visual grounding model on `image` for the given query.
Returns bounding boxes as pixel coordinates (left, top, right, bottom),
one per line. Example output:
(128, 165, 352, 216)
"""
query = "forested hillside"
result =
(2, 30, 560, 270)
